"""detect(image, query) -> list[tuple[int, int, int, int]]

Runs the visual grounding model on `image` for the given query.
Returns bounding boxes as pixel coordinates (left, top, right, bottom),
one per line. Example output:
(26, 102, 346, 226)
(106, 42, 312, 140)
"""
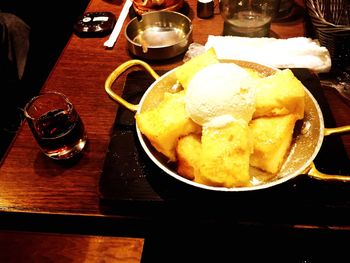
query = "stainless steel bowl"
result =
(125, 11, 193, 60)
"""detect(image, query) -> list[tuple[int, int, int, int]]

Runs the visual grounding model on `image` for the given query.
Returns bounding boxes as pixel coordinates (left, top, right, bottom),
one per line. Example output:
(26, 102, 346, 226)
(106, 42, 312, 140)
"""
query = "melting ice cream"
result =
(185, 63, 255, 127)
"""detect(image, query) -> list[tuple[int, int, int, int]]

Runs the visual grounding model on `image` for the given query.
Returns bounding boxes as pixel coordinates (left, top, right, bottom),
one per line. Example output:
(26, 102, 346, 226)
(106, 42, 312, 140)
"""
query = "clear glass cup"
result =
(24, 91, 87, 160)
(219, 0, 281, 37)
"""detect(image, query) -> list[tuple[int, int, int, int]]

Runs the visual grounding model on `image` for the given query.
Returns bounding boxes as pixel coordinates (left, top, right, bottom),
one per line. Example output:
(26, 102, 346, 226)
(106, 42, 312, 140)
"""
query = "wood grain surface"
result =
(0, 0, 319, 215)
(0, 0, 349, 261)
(0, 230, 144, 263)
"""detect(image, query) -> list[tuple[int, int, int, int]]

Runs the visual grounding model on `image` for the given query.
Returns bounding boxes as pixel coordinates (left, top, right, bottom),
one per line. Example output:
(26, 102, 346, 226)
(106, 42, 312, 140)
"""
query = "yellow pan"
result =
(105, 59, 350, 192)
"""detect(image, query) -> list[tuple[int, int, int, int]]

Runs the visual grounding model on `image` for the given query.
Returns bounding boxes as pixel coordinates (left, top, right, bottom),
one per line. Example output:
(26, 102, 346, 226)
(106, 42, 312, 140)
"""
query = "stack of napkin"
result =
(198, 36, 332, 73)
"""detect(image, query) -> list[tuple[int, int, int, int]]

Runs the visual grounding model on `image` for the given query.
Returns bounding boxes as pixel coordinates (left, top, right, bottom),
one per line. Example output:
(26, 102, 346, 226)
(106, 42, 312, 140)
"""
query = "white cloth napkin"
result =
(204, 35, 332, 73)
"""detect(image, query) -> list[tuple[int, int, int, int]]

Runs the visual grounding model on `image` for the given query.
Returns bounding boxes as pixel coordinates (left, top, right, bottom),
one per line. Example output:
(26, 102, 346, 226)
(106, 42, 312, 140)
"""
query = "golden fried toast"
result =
(137, 56, 307, 188)
(197, 120, 252, 188)
(176, 134, 202, 180)
(253, 69, 305, 120)
(136, 91, 201, 162)
(175, 47, 219, 91)
(249, 114, 297, 174)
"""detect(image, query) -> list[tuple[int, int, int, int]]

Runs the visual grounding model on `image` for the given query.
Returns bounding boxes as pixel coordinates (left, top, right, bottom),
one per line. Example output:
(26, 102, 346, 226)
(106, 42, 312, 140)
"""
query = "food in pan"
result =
(175, 121, 251, 188)
(176, 133, 201, 180)
(136, 48, 306, 188)
(253, 68, 305, 120)
(249, 114, 298, 175)
(135, 90, 201, 162)
(175, 47, 219, 90)
(197, 120, 251, 188)
(185, 63, 256, 126)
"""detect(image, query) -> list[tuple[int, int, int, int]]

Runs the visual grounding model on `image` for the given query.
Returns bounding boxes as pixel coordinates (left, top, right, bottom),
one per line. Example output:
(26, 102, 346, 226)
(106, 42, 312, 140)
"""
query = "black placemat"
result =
(99, 69, 350, 224)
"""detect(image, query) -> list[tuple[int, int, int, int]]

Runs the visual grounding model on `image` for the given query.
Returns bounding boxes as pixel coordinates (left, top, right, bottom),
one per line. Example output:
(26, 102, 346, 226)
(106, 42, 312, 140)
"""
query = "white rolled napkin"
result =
(204, 35, 332, 73)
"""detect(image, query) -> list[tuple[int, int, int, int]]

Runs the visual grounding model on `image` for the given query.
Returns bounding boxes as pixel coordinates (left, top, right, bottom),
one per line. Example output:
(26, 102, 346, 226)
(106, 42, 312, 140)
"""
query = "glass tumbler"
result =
(24, 91, 87, 160)
(219, 0, 281, 37)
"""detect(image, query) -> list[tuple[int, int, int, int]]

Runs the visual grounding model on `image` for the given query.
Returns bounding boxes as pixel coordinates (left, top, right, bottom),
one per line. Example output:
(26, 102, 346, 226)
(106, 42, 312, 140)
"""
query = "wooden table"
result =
(0, 230, 143, 263)
(1, 0, 349, 261)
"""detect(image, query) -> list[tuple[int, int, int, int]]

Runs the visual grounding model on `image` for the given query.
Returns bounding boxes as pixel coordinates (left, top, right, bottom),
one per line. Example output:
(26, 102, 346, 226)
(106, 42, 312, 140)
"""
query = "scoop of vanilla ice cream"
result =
(185, 63, 255, 127)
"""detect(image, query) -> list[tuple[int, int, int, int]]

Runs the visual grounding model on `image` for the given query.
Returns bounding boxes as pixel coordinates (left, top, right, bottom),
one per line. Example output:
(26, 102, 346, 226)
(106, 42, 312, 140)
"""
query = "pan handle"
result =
(307, 125, 350, 181)
(105, 59, 160, 112)
(324, 125, 350, 136)
(306, 162, 350, 182)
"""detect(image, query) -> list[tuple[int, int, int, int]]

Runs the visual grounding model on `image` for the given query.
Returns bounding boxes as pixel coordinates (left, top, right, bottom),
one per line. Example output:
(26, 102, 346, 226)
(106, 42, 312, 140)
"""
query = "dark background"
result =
(0, 0, 90, 159)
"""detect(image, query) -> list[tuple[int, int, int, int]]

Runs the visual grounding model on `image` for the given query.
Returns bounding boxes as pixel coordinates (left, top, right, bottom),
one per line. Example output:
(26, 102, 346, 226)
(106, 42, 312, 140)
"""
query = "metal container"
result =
(125, 11, 193, 60)
(105, 59, 350, 192)
(132, 0, 184, 15)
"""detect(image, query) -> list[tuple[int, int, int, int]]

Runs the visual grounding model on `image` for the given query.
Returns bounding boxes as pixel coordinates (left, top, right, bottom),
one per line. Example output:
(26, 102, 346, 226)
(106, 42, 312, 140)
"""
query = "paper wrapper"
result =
(185, 36, 332, 73)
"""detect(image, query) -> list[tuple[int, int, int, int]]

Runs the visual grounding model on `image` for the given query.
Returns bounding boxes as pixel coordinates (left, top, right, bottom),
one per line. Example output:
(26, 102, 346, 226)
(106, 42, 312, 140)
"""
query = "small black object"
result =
(197, 0, 214, 19)
(74, 12, 116, 38)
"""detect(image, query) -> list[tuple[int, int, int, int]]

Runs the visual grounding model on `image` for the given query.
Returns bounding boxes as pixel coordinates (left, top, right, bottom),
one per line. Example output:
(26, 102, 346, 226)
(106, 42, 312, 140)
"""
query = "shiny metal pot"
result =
(105, 59, 350, 192)
(125, 11, 192, 60)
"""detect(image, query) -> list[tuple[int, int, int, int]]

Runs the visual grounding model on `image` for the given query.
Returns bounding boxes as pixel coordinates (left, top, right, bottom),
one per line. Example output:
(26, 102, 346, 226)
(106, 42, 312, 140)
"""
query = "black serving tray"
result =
(99, 68, 350, 226)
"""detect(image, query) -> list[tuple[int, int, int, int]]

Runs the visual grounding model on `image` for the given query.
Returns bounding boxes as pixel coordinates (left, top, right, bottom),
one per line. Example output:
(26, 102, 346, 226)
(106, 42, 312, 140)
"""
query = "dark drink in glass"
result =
(24, 92, 87, 160)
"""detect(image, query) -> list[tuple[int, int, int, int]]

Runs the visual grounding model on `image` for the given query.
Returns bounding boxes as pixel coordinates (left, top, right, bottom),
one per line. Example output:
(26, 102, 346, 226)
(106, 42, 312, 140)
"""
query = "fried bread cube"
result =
(249, 114, 297, 174)
(253, 69, 305, 120)
(176, 134, 202, 180)
(197, 120, 252, 188)
(175, 47, 219, 91)
(136, 91, 201, 162)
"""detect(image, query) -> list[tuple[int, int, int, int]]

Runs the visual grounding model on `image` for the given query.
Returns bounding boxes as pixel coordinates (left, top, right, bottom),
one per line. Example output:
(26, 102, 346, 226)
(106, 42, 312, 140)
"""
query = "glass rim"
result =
(24, 91, 73, 120)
